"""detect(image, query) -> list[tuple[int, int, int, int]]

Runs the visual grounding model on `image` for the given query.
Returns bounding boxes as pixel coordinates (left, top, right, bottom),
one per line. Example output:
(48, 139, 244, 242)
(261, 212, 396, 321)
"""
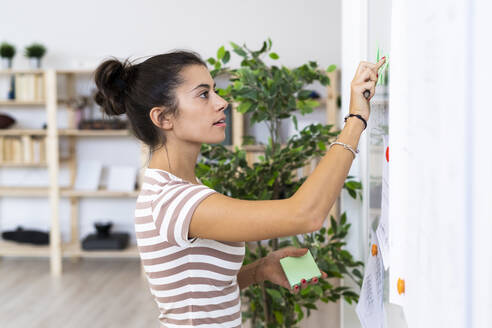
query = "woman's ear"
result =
(149, 106, 173, 130)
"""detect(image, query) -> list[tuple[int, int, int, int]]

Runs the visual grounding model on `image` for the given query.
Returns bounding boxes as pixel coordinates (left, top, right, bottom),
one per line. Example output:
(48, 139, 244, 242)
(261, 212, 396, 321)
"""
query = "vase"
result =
(1, 58, 12, 69)
(29, 57, 41, 69)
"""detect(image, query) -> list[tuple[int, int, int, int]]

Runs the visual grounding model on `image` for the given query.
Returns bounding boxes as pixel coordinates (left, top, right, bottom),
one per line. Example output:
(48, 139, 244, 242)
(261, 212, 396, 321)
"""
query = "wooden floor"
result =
(0, 257, 160, 328)
(0, 257, 340, 328)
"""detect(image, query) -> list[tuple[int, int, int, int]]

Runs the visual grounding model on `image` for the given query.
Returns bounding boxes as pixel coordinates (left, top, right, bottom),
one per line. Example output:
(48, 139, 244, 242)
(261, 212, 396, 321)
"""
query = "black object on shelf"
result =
(0, 113, 16, 129)
(1, 226, 50, 245)
(81, 220, 129, 250)
(82, 233, 129, 250)
(308, 90, 321, 99)
(94, 221, 112, 237)
(78, 119, 128, 130)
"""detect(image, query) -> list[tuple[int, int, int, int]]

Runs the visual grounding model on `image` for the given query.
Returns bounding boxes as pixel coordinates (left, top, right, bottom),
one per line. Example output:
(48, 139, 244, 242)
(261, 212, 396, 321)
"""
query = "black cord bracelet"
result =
(344, 114, 367, 130)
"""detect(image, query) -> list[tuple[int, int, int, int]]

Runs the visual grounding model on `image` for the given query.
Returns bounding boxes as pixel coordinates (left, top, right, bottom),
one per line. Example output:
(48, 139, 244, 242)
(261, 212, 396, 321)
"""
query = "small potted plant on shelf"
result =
(198, 39, 364, 327)
(24, 42, 46, 69)
(0, 42, 16, 69)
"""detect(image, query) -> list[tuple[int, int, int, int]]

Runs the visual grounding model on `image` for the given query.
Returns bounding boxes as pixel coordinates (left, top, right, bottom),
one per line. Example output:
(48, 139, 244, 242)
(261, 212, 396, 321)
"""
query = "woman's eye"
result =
(200, 91, 209, 98)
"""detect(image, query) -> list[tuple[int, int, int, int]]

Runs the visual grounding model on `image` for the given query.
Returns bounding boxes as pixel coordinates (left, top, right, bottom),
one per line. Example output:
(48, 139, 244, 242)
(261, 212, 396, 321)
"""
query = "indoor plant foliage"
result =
(195, 39, 364, 327)
(0, 42, 16, 68)
(24, 43, 46, 68)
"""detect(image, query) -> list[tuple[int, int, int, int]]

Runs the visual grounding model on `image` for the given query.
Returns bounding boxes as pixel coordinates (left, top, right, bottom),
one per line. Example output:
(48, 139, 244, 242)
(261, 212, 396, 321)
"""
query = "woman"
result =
(94, 50, 385, 327)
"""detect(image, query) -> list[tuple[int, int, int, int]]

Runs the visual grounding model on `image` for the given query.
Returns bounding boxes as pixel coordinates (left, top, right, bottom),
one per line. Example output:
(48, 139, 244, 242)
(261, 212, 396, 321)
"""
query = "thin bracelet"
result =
(344, 113, 367, 130)
(328, 141, 359, 159)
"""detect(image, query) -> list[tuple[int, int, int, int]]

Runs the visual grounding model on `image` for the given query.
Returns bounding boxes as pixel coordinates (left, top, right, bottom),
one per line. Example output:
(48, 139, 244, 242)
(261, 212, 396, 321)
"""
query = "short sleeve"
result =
(151, 181, 217, 247)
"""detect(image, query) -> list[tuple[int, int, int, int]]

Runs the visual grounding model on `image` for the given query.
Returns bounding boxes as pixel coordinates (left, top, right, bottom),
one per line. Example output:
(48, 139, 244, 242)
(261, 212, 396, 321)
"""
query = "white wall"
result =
(1, 0, 341, 70)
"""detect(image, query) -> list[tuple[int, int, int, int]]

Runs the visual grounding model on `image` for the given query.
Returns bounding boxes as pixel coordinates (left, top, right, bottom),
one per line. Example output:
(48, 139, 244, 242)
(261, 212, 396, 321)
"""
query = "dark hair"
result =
(93, 50, 207, 154)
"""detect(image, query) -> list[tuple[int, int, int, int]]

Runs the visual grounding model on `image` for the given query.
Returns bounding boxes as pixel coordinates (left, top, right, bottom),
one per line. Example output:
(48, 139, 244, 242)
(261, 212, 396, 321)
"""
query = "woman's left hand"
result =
(257, 246, 328, 294)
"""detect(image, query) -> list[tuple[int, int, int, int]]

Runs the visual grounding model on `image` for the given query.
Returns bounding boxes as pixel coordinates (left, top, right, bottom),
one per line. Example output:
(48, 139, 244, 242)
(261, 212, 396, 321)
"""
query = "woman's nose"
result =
(217, 99, 229, 112)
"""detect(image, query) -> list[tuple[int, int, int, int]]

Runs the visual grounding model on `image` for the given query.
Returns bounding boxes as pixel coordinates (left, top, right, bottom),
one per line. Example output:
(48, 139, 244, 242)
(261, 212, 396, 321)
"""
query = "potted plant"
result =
(24, 43, 46, 69)
(196, 39, 364, 327)
(0, 42, 16, 69)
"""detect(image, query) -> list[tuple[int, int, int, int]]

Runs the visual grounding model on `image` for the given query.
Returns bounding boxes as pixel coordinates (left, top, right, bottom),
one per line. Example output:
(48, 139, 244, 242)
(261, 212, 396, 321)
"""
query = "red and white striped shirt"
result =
(134, 168, 245, 327)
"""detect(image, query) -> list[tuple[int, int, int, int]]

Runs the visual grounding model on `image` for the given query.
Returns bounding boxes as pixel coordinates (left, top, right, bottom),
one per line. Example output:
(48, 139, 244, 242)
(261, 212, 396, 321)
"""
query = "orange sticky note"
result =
(371, 244, 378, 256)
(397, 278, 405, 295)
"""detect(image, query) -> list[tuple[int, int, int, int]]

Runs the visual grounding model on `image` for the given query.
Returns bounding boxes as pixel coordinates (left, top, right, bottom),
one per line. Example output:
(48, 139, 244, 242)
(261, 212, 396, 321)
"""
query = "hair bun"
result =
(94, 58, 135, 116)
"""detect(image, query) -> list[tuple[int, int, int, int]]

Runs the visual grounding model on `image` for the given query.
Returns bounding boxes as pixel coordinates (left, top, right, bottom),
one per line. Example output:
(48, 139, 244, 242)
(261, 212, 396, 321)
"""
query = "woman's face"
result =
(170, 64, 229, 145)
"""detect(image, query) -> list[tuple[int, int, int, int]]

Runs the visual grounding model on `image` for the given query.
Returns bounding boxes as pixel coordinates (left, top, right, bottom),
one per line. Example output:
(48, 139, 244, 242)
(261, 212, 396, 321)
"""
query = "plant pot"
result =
(1, 58, 12, 69)
(28, 57, 41, 69)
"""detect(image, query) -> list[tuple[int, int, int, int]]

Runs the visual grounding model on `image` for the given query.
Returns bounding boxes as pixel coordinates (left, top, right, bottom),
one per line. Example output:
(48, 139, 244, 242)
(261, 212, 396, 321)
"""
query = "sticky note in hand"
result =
(279, 249, 322, 289)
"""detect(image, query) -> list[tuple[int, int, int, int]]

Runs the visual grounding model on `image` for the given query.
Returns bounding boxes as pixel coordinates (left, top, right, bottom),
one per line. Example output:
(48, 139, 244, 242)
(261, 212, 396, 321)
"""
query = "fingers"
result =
(353, 65, 378, 84)
(375, 57, 387, 70)
(281, 247, 308, 259)
(293, 248, 309, 257)
(354, 58, 386, 83)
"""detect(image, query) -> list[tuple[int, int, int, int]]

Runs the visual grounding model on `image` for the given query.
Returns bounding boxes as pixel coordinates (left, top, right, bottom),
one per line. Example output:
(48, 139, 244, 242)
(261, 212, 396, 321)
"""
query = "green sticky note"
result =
(279, 249, 322, 289)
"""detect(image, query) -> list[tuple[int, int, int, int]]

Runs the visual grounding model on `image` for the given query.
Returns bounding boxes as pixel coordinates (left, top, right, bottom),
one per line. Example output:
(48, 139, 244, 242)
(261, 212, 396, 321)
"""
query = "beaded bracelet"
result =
(327, 140, 359, 159)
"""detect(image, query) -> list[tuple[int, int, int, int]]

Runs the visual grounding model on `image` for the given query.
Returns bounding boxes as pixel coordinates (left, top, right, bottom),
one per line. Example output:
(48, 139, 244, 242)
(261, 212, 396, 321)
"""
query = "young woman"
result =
(94, 50, 385, 328)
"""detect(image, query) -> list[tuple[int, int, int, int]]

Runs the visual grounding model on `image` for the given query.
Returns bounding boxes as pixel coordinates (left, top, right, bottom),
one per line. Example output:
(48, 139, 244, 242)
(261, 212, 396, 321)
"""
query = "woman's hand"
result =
(349, 57, 387, 122)
(257, 246, 328, 294)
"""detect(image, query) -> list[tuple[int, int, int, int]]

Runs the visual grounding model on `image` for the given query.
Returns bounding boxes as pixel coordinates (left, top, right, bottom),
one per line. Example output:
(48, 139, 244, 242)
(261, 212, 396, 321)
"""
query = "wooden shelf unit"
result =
(0, 69, 144, 275)
(0, 68, 342, 276)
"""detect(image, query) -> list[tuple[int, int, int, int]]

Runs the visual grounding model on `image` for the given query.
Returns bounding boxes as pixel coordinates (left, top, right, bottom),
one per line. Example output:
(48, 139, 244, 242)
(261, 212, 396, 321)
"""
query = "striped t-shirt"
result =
(134, 167, 246, 328)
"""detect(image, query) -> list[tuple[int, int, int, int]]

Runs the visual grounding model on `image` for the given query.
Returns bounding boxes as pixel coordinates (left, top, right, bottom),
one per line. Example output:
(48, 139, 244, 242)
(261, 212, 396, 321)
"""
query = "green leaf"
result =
(237, 101, 252, 113)
(274, 311, 284, 324)
(269, 52, 279, 60)
(317, 141, 326, 151)
(266, 288, 283, 304)
(304, 302, 318, 310)
(326, 64, 337, 73)
(295, 303, 304, 321)
(217, 46, 226, 60)
(207, 57, 216, 65)
(230, 41, 247, 57)
(222, 51, 230, 64)
(347, 189, 356, 199)
(292, 115, 298, 130)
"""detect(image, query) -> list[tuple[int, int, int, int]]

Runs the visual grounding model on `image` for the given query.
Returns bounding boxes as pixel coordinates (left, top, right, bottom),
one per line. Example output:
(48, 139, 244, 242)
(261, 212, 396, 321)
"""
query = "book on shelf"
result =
(13, 74, 45, 102)
(21, 135, 33, 162)
(0, 135, 46, 164)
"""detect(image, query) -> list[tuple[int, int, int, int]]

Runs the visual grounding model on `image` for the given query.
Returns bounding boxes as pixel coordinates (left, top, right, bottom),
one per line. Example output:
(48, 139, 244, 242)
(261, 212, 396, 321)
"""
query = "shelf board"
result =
(0, 69, 94, 75)
(58, 129, 131, 137)
(0, 100, 46, 106)
(0, 186, 51, 197)
(0, 69, 44, 75)
(62, 243, 139, 258)
(55, 69, 94, 75)
(0, 187, 140, 198)
(0, 240, 139, 258)
(0, 129, 47, 136)
(61, 189, 140, 198)
(0, 240, 51, 257)
(0, 162, 48, 167)
(0, 129, 131, 137)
